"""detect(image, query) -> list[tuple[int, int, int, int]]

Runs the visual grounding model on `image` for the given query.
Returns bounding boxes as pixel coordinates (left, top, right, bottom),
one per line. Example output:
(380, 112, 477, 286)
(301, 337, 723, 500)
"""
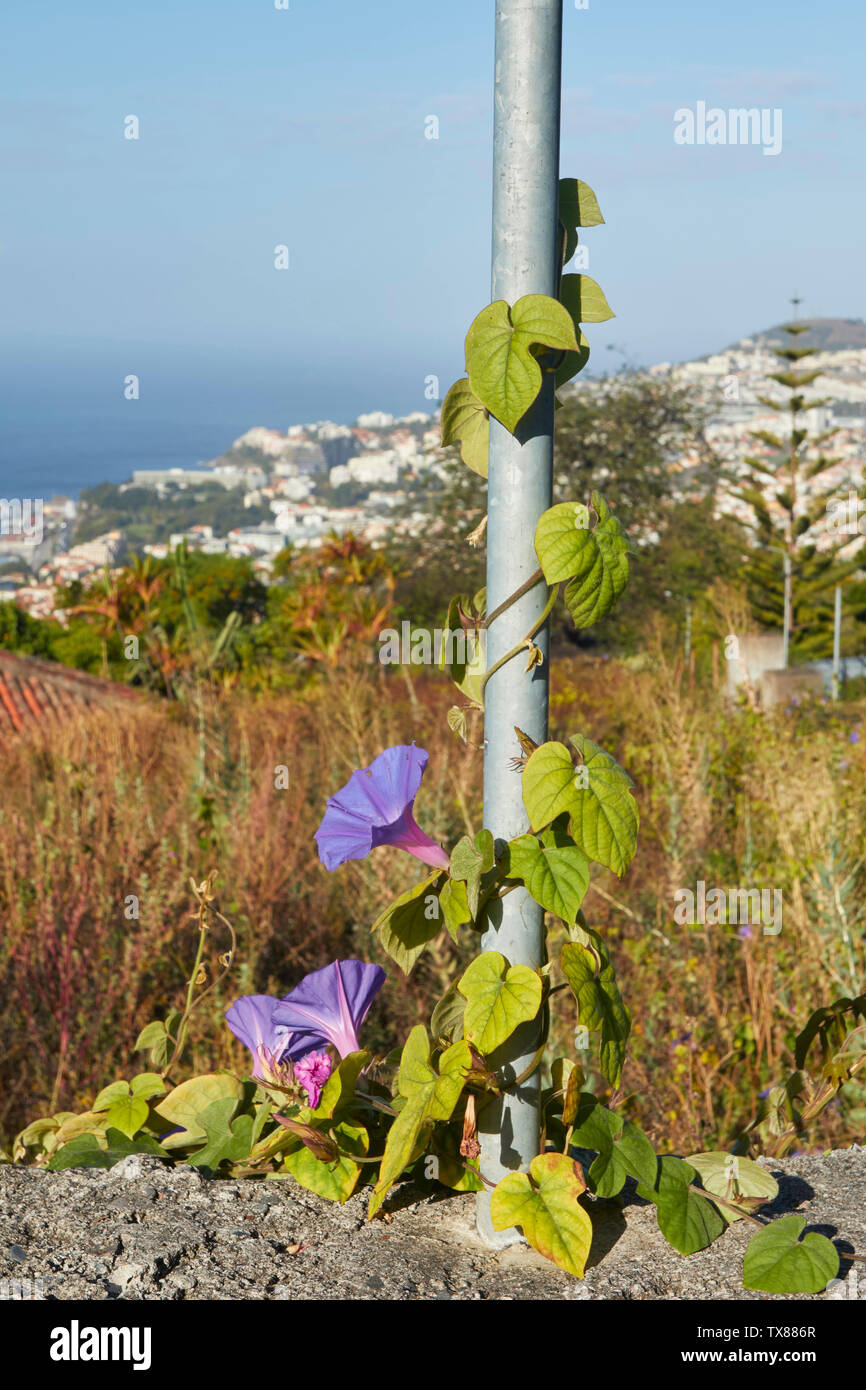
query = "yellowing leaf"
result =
(368, 1029, 471, 1218)
(490, 1152, 593, 1277)
(154, 1072, 244, 1149)
(686, 1152, 779, 1219)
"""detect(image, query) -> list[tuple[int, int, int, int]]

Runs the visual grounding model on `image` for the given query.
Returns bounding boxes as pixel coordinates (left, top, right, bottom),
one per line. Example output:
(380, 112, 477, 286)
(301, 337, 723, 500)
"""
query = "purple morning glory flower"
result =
(738, 924, 754, 940)
(224, 994, 311, 1082)
(294, 1050, 333, 1109)
(274, 959, 386, 1060)
(758, 1087, 771, 1099)
(850, 729, 861, 745)
(314, 743, 449, 872)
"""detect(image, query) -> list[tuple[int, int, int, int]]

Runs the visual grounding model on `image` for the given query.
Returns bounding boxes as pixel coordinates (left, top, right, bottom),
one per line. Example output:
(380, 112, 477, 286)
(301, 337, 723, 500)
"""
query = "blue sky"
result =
(1, 0, 864, 427)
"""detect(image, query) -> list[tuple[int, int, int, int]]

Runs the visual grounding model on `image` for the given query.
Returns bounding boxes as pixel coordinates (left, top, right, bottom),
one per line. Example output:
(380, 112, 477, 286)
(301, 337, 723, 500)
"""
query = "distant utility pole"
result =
(478, 0, 563, 1247)
(763, 543, 791, 669)
(783, 292, 800, 669)
(833, 583, 842, 699)
(782, 553, 792, 670)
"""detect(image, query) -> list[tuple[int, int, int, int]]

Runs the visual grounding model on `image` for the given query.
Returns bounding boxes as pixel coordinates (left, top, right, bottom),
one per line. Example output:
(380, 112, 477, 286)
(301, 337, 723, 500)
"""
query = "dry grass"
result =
(2, 653, 864, 1153)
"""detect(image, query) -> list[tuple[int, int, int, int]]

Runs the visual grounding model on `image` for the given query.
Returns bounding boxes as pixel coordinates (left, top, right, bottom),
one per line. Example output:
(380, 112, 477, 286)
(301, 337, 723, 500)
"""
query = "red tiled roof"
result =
(0, 650, 142, 740)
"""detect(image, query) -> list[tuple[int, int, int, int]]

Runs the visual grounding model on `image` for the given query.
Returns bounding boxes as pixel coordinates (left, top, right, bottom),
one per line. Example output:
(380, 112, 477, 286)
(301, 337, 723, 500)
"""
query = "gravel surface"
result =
(1, 1146, 863, 1301)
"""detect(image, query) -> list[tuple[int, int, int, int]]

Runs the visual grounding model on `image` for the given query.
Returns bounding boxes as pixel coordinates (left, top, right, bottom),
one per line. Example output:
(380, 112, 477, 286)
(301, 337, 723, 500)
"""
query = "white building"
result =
(230, 427, 295, 459)
(227, 525, 288, 557)
(329, 451, 401, 488)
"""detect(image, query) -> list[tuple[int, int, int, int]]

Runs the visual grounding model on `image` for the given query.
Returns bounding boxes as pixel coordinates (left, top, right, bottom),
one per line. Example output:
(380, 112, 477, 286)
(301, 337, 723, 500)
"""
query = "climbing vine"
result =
(14, 178, 866, 1296)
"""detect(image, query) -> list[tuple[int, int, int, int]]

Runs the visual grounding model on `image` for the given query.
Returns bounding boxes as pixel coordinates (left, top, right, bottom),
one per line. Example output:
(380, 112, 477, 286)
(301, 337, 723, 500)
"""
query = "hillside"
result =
(735, 317, 866, 353)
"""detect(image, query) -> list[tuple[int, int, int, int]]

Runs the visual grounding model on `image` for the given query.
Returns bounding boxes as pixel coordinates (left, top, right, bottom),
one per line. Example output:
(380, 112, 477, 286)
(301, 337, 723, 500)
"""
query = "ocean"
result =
(0, 349, 438, 501)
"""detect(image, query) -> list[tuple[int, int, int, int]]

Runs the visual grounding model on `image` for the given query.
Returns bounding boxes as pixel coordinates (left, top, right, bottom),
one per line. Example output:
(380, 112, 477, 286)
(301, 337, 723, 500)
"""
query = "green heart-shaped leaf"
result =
(449, 829, 495, 919)
(570, 1096, 656, 1196)
(637, 1155, 726, 1256)
(521, 740, 581, 832)
(466, 294, 580, 433)
(441, 378, 490, 477)
(439, 876, 472, 941)
(504, 824, 590, 926)
(743, 1214, 839, 1294)
(92, 1081, 133, 1113)
(559, 177, 605, 264)
(105, 1094, 150, 1141)
(457, 950, 542, 1055)
(559, 273, 614, 325)
(534, 502, 595, 585)
(561, 940, 631, 1088)
(568, 734, 639, 877)
(186, 1097, 254, 1170)
(563, 498, 632, 629)
(371, 870, 446, 974)
(130, 1072, 165, 1102)
(284, 1121, 368, 1204)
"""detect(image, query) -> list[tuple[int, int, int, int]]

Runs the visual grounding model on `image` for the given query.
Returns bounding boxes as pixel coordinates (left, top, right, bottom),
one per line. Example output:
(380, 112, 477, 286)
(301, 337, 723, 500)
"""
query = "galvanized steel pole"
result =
(477, 0, 563, 1246)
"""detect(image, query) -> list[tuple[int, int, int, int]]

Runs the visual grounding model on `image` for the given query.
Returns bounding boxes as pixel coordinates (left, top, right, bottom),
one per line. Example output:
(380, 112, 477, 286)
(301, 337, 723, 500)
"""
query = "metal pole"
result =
(477, 0, 563, 1247)
(782, 554, 791, 669)
(832, 584, 842, 700)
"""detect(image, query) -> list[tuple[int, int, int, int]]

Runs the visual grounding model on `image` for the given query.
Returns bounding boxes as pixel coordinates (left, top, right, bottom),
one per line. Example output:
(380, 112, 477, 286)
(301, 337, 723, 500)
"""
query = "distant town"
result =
(2, 318, 864, 625)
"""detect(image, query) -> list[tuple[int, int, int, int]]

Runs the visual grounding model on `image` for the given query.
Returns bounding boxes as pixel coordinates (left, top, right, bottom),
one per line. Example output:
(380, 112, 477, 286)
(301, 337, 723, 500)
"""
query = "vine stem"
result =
(479, 582, 560, 699)
(689, 1185, 766, 1229)
(161, 878, 237, 1081)
(481, 565, 545, 629)
(503, 1040, 546, 1090)
(688, 1183, 865, 1261)
(164, 897, 210, 1078)
(762, 1046, 866, 1158)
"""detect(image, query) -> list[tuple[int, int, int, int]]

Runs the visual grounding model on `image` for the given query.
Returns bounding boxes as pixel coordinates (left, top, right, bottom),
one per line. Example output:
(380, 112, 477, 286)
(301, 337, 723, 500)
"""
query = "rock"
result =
(0, 1148, 863, 1301)
(107, 1155, 166, 1183)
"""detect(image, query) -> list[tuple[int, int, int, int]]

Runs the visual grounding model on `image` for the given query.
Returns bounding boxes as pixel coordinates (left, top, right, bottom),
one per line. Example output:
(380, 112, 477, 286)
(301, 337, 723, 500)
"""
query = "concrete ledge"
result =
(1, 1147, 863, 1301)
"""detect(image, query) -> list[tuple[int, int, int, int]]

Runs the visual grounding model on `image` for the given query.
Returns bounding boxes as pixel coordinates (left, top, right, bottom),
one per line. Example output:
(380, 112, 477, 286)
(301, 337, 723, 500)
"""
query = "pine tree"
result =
(733, 301, 866, 660)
